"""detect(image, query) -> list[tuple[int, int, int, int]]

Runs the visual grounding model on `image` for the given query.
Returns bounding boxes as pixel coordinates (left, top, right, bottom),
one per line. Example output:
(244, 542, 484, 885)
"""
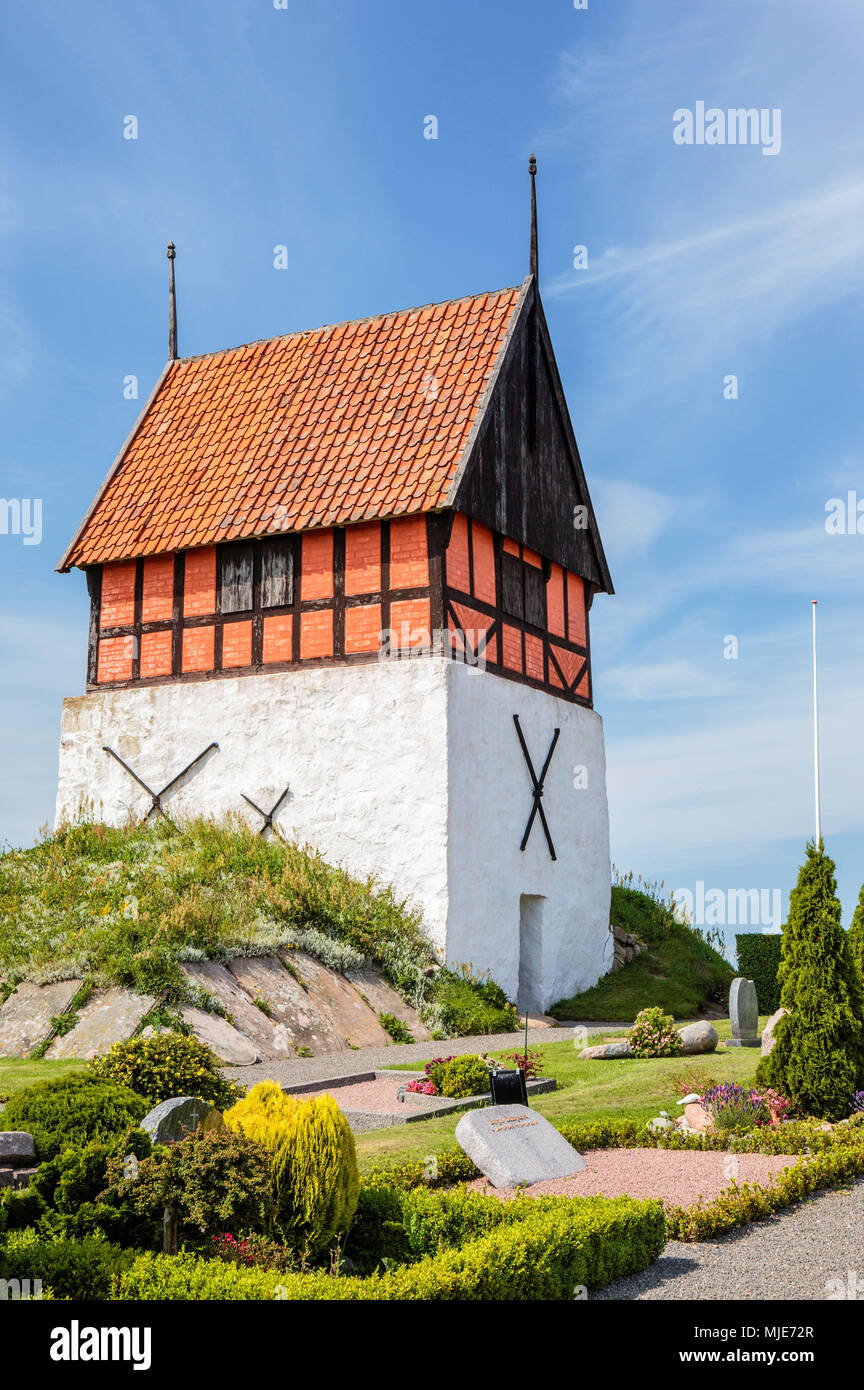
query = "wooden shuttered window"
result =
(500, 552, 525, 620)
(501, 551, 547, 630)
(221, 544, 254, 614)
(260, 538, 293, 609)
(523, 564, 546, 628)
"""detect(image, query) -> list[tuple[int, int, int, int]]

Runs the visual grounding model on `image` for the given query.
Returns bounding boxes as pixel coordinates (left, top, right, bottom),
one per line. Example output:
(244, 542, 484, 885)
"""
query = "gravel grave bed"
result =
(299, 1076, 417, 1115)
(467, 1148, 803, 1207)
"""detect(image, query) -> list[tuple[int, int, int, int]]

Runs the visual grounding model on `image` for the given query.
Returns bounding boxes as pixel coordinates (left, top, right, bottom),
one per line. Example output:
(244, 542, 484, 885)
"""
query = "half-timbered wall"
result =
(443, 511, 591, 705)
(89, 508, 593, 705)
(88, 516, 433, 691)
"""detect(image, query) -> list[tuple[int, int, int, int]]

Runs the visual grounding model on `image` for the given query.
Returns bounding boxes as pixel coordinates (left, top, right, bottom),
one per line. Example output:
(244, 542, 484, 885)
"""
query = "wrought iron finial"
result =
(167, 241, 178, 360)
(529, 155, 538, 281)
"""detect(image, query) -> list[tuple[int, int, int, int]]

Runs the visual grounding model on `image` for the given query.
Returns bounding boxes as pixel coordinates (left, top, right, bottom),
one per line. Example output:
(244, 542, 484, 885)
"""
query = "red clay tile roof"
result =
(61, 282, 527, 569)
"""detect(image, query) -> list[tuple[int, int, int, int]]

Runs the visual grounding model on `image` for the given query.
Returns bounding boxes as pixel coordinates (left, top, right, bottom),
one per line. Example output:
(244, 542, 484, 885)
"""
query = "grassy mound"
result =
(549, 882, 735, 1022)
(0, 819, 512, 1038)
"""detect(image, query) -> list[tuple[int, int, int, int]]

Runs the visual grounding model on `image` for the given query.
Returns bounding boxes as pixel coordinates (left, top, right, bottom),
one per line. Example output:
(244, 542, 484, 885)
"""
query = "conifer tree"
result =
(847, 882, 864, 994)
(756, 841, 864, 1120)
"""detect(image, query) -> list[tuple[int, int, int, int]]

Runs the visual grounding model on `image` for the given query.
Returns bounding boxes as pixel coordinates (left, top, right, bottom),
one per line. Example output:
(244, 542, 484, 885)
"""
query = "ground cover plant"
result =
(549, 875, 734, 1021)
(0, 818, 512, 1038)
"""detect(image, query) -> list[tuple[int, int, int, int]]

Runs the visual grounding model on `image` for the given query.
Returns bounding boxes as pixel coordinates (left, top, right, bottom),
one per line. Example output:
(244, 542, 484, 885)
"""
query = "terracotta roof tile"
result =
(62, 283, 524, 568)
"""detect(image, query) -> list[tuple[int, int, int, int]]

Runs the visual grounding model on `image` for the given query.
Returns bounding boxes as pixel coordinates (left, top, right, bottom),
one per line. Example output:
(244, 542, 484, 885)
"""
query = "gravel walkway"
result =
(591, 1174, 864, 1300)
(226, 1023, 620, 1087)
(469, 1149, 802, 1208)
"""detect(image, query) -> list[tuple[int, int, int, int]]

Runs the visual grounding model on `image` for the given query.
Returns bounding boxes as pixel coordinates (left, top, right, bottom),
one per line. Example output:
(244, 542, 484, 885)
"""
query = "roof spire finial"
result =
(167, 241, 178, 360)
(529, 154, 538, 281)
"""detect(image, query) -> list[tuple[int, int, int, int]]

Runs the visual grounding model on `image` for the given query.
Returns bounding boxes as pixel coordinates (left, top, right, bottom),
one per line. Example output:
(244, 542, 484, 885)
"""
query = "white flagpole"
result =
(811, 600, 821, 844)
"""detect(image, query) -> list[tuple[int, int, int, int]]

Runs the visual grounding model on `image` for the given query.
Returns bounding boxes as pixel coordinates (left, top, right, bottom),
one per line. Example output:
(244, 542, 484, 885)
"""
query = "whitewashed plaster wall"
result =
(56, 655, 611, 1007)
(444, 661, 612, 1011)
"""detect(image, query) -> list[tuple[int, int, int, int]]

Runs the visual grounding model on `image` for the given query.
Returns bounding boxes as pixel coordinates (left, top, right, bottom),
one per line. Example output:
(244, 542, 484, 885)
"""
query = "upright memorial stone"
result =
(455, 1104, 585, 1188)
(727, 977, 760, 1047)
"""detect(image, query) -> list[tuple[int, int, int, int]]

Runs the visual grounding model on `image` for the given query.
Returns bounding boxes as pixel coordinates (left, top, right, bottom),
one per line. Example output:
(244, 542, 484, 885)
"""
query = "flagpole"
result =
(811, 600, 821, 845)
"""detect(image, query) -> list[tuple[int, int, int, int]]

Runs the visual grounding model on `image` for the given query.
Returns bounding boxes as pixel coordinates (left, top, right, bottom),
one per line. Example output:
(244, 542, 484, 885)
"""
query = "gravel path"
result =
(469, 1149, 803, 1208)
(226, 1023, 619, 1087)
(591, 1174, 864, 1300)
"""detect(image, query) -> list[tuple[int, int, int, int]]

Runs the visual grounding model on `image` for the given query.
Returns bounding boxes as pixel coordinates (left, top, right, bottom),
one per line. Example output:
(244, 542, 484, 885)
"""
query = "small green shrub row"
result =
(0, 1228, 135, 1300)
(736, 934, 783, 1014)
(666, 1132, 864, 1241)
(116, 1193, 665, 1301)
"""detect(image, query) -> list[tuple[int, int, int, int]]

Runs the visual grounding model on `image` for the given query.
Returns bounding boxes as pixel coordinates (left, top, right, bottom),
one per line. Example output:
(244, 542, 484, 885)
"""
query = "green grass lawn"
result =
(356, 1020, 767, 1172)
(549, 883, 735, 1021)
(0, 1057, 87, 1106)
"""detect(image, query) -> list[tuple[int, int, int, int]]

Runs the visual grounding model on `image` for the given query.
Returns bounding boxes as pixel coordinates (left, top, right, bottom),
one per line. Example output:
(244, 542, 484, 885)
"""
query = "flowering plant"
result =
(852, 1091, 864, 1115)
(415, 1054, 491, 1099)
(700, 1082, 792, 1130)
(405, 1078, 437, 1096)
(626, 1007, 682, 1059)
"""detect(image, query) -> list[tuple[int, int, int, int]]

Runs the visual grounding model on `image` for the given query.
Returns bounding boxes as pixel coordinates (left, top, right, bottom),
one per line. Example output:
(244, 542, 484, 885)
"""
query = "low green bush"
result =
(116, 1192, 665, 1301)
(666, 1131, 864, 1241)
(422, 1054, 490, 1099)
(91, 1033, 241, 1109)
(735, 934, 783, 1014)
(378, 1013, 414, 1045)
(103, 1128, 274, 1243)
(0, 1228, 135, 1300)
(0, 1074, 149, 1160)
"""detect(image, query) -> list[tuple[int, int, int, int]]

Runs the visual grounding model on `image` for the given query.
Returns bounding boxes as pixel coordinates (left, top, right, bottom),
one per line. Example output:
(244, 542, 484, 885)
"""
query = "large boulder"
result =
(683, 1102, 713, 1132)
(677, 1021, 719, 1055)
(140, 1097, 224, 1146)
(579, 1039, 634, 1060)
(761, 1008, 788, 1058)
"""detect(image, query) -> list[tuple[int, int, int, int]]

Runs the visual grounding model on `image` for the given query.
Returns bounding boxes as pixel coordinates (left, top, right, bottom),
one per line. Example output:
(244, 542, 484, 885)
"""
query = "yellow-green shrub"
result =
(225, 1081, 359, 1253)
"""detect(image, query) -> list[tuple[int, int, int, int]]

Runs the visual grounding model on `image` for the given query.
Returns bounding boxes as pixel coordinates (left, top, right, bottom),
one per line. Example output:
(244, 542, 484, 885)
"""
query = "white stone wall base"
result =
(56, 659, 611, 1012)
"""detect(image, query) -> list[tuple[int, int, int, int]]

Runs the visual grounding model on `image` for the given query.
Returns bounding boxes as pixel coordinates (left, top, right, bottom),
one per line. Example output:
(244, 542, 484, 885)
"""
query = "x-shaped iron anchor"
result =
(513, 714, 560, 860)
(241, 787, 290, 837)
(103, 743, 219, 823)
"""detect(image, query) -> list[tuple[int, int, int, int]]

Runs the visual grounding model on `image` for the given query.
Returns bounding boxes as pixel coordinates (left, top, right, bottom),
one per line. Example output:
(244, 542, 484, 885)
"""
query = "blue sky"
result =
(1, 0, 862, 947)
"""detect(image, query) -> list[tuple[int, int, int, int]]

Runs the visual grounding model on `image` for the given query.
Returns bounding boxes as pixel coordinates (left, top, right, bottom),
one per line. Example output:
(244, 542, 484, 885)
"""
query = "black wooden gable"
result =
(448, 277, 613, 595)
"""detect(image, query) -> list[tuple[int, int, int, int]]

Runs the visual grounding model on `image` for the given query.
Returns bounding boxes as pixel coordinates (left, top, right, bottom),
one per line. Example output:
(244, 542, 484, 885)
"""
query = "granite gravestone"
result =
(140, 1097, 224, 1145)
(727, 977, 760, 1048)
(455, 1104, 585, 1188)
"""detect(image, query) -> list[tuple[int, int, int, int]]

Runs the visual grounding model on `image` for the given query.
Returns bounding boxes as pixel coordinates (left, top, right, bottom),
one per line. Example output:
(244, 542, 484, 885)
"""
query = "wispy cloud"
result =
(546, 179, 864, 359)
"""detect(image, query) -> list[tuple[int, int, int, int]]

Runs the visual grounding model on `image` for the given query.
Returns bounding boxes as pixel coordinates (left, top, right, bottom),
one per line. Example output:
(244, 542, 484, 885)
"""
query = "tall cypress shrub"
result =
(848, 883, 864, 993)
(756, 842, 864, 1120)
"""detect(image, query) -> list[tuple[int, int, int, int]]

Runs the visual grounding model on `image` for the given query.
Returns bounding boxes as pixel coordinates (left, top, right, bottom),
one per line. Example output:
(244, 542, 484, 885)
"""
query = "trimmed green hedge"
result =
(736, 934, 783, 1014)
(116, 1192, 665, 1301)
(666, 1130, 864, 1241)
